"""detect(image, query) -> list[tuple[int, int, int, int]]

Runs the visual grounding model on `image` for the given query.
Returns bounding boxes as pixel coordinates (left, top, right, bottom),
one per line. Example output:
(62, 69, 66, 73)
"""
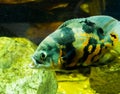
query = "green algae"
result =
(90, 60, 120, 94)
(0, 37, 57, 94)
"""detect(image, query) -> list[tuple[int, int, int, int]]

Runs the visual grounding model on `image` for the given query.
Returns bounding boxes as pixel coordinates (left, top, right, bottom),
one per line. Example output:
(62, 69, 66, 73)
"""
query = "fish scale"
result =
(30, 16, 120, 72)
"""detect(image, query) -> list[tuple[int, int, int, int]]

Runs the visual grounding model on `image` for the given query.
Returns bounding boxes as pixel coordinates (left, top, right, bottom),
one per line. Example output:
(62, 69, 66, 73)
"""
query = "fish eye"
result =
(40, 51, 47, 60)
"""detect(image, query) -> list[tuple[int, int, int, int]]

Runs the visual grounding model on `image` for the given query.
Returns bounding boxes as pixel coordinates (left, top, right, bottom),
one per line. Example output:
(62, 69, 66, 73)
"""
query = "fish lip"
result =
(31, 56, 38, 65)
(31, 56, 43, 65)
(29, 56, 52, 69)
(29, 56, 37, 68)
(29, 63, 42, 69)
(29, 56, 44, 69)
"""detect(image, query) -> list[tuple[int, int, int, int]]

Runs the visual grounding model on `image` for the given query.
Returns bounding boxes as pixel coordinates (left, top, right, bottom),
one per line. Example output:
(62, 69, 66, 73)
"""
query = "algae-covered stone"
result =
(90, 60, 120, 94)
(56, 73, 96, 94)
(0, 37, 57, 94)
(0, 37, 36, 69)
(37, 69, 58, 94)
(6, 69, 57, 94)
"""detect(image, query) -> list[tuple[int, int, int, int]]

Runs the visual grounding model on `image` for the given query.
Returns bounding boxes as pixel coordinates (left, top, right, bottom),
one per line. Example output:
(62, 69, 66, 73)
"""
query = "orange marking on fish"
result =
(80, 32, 99, 40)
(58, 49, 63, 68)
(84, 44, 101, 66)
(110, 32, 119, 45)
(93, 55, 100, 62)
(83, 38, 89, 46)
(88, 45, 93, 53)
(104, 42, 112, 47)
(67, 55, 79, 67)
(67, 38, 91, 67)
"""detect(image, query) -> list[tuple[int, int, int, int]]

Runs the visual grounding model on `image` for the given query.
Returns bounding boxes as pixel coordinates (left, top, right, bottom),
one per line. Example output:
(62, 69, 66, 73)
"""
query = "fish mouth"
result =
(29, 56, 43, 69)
(31, 56, 38, 65)
(29, 56, 53, 69)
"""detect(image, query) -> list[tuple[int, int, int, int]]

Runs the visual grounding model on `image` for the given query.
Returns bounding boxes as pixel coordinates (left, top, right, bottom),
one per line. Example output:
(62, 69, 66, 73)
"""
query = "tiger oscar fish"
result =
(30, 15, 120, 72)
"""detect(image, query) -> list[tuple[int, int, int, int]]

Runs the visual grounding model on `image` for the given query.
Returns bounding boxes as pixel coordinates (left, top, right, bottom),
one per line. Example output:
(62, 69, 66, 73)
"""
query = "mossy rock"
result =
(56, 73, 96, 94)
(0, 37, 57, 94)
(90, 61, 120, 94)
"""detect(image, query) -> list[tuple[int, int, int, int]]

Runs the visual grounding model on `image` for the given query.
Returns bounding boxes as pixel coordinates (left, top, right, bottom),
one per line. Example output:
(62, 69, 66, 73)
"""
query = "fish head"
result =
(30, 36, 61, 69)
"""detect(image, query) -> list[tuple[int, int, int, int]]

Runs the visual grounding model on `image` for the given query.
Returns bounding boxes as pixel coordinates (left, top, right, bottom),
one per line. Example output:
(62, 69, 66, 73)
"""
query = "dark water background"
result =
(0, 0, 120, 44)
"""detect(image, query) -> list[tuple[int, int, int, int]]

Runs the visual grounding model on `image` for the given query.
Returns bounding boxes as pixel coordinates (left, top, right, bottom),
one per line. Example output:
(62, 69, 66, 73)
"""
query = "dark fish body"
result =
(31, 16, 120, 70)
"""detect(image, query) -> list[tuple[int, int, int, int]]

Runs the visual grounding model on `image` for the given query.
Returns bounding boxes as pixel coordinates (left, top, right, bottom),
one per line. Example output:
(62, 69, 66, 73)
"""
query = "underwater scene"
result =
(0, 0, 120, 94)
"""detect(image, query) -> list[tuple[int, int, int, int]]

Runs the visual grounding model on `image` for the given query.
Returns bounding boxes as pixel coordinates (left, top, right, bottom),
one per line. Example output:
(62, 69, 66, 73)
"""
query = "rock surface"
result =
(90, 61, 120, 94)
(56, 73, 96, 94)
(0, 37, 57, 94)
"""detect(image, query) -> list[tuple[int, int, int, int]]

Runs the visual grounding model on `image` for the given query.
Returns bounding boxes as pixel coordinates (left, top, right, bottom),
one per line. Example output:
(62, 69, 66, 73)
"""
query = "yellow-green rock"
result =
(56, 73, 96, 94)
(0, 37, 36, 69)
(0, 37, 57, 94)
(90, 60, 120, 94)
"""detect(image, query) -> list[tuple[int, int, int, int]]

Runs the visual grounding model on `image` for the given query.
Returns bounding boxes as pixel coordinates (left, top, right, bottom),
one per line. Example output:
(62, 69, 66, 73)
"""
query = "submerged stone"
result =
(56, 73, 96, 94)
(90, 60, 120, 94)
(0, 37, 57, 94)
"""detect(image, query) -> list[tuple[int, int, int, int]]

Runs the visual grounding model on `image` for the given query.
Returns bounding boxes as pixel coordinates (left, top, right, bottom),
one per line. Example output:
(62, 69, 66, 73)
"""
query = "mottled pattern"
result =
(31, 16, 120, 71)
